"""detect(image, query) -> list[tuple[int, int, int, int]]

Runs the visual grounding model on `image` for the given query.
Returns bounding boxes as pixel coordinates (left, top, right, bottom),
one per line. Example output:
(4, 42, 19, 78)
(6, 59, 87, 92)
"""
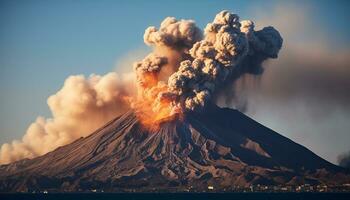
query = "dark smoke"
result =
(338, 151, 350, 168)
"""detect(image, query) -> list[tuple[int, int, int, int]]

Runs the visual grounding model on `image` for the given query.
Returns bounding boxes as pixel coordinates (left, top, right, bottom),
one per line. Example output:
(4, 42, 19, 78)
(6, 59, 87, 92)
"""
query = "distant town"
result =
(25, 184, 350, 194)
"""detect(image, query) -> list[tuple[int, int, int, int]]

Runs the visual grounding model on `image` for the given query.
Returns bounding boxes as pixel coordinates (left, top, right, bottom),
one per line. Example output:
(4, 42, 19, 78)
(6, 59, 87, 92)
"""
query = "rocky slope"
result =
(0, 105, 349, 192)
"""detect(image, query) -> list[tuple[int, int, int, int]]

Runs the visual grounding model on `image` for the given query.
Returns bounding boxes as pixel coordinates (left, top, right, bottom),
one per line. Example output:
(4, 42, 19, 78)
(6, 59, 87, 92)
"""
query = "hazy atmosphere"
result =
(1, 0, 349, 165)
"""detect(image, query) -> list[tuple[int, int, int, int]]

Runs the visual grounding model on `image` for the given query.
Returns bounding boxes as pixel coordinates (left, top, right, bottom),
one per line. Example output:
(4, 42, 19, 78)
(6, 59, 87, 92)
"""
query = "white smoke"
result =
(0, 72, 133, 164)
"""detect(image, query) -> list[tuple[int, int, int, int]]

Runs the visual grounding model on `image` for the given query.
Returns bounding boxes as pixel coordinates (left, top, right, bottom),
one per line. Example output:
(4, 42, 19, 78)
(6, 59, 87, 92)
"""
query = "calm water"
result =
(1, 193, 350, 200)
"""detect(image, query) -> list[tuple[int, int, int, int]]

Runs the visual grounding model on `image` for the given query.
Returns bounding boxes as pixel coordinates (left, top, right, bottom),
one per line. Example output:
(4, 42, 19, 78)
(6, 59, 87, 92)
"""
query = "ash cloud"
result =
(135, 10, 282, 116)
(246, 3, 350, 113)
(167, 11, 282, 111)
(256, 49, 350, 112)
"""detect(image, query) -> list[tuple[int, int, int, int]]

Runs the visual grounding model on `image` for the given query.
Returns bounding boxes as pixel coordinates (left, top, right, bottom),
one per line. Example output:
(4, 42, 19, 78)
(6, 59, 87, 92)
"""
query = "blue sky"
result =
(1, 0, 350, 163)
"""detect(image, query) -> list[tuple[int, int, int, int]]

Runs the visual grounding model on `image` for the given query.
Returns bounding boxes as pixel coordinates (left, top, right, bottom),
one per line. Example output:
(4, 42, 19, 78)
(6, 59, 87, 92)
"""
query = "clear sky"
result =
(1, 0, 350, 164)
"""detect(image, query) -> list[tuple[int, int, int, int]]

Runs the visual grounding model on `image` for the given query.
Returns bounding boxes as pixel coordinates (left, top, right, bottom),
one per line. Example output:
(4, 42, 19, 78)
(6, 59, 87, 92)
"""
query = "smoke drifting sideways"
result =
(0, 10, 282, 164)
(0, 73, 133, 164)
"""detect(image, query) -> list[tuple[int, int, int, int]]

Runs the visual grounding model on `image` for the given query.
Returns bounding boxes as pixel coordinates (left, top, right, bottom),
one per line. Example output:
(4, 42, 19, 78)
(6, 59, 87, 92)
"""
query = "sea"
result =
(1, 193, 350, 200)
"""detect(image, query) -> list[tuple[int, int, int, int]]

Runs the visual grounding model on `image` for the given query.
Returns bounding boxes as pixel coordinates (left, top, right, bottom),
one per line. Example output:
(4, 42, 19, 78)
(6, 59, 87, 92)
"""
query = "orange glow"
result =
(137, 73, 158, 89)
(134, 103, 176, 131)
(133, 59, 184, 130)
(133, 74, 182, 130)
(134, 98, 175, 131)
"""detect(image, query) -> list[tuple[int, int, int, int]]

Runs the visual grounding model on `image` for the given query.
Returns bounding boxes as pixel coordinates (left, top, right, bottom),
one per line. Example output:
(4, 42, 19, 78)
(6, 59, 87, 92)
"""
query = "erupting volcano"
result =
(0, 10, 349, 192)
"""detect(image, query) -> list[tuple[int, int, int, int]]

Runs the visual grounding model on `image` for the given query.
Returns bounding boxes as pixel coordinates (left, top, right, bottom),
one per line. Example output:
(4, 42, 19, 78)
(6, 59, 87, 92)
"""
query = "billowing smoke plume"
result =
(0, 73, 133, 164)
(133, 16, 203, 123)
(0, 10, 282, 164)
(134, 10, 282, 119)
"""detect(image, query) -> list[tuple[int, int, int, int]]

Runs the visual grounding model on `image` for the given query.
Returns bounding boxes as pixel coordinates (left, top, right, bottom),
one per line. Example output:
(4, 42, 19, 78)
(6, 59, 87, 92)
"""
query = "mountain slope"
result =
(0, 105, 348, 192)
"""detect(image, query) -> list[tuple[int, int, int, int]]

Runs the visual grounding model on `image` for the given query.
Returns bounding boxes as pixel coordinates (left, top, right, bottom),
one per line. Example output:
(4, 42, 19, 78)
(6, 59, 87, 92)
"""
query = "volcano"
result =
(0, 105, 349, 192)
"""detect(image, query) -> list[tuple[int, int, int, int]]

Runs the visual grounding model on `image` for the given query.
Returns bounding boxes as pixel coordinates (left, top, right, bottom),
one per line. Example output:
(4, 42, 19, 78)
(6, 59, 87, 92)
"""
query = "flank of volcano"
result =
(0, 105, 349, 192)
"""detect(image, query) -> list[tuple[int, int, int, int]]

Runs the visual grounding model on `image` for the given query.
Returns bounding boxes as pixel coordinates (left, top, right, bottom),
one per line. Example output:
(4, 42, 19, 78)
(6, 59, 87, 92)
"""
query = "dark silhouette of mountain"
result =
(0, 105, 349, 192)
